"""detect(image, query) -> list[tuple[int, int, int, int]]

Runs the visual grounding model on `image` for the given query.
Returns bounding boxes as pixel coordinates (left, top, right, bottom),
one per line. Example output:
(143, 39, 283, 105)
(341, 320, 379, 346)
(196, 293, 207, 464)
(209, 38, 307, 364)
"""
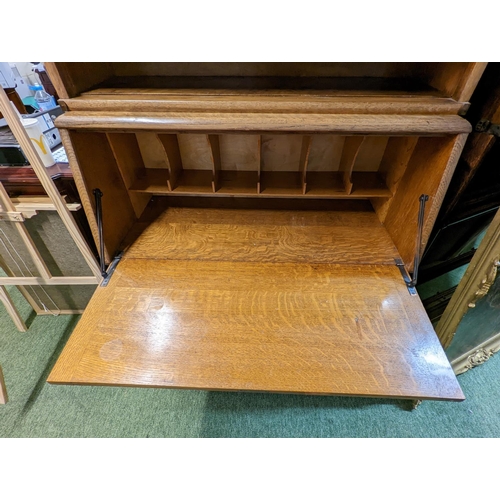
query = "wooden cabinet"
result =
(44, 62, 486, 402)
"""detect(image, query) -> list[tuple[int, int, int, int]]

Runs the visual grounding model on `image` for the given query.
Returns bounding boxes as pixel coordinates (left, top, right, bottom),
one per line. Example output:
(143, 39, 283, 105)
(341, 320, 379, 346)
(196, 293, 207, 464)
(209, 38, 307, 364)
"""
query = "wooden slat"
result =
(0, 253, 42, 315)
(0, 276, 99, 286)
(0, 183, 52, 279)
(0, 285, 27, 332)
(55, 112, 472, 135)
(0, 365, 7, 404)
(11, 197, 81, 213)
(48, 258, 464, 401)
(122, 207, 399, 265)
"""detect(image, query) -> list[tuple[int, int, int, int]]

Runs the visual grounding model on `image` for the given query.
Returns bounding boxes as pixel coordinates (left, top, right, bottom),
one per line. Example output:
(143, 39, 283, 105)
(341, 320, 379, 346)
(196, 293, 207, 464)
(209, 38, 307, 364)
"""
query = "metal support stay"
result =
(100, 252, 123, 287)
(395, 258, 417, 296)
(409, 194, 429, 289)
(396, 193, 429, 295)
(93, 188, 122, 286)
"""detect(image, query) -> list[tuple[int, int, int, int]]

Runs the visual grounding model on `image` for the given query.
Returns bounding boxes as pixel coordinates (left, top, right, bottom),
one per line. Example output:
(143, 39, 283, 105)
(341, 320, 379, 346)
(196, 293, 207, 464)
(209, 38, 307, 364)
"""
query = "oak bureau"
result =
(44, 62, 487, 402)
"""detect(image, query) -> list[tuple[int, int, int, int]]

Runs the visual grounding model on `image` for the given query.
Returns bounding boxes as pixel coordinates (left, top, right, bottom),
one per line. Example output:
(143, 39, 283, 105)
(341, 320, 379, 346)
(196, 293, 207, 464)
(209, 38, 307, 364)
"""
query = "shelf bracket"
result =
(93, 188, 122, 286)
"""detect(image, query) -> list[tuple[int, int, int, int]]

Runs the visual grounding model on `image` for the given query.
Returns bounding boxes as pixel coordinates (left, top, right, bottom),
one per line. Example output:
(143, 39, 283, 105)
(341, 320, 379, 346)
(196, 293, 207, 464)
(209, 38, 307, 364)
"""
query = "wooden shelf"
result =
(129, 168, 392, 199)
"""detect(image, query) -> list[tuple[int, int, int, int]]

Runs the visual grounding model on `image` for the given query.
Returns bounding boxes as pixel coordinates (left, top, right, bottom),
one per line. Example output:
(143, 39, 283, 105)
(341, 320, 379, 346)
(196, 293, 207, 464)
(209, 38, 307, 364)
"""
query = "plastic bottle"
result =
(29, 84, 55, 112)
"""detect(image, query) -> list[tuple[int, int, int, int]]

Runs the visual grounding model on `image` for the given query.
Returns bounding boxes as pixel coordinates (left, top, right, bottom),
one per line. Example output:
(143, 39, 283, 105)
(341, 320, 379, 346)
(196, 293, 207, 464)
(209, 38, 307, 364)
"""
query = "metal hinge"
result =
(475, 120, 500, 136)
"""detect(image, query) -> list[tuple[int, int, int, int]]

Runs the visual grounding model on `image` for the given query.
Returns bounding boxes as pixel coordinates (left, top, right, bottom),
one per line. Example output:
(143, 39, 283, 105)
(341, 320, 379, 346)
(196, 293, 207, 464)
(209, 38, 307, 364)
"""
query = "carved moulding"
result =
(452, 331, 500, 375)
(468, 259, 500, 308)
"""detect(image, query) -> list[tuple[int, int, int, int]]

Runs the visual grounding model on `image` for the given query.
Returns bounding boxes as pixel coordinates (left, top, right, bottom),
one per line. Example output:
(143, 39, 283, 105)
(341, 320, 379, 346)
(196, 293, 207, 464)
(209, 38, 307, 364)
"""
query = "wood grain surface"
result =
(382, 134, 467, 270)
(48, 258, 464, 401)
(69, 131, 137, 264)
(122, 207, 399, 265)
(55, 112, 471, 135)
(62, 92, 464, 115)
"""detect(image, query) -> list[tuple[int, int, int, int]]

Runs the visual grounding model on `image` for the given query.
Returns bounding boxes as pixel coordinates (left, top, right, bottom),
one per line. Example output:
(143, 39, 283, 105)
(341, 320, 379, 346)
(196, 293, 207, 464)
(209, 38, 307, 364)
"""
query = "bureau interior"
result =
(54, 62, 481, 101)
(67, 129, 461, 271)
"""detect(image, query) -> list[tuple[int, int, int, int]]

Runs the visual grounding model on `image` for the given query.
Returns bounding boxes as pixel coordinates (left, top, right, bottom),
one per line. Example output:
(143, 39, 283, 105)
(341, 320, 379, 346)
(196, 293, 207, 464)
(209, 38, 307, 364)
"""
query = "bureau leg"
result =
(0, 365, 7, 404)
(411, 399, 422, 410)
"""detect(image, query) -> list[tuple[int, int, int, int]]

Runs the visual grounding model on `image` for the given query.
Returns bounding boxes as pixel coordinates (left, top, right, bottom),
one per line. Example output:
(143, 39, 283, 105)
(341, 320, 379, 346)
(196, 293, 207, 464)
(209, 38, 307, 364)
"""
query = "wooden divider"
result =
(157, 134, 182, 190)
(107, 134, 151, 218)
(122, 131, 408, 199)
(208, 135, 221, 192)
(371, 137, 420, 222)
(339, 137, 366, 194)
(299, 136, 312, 194)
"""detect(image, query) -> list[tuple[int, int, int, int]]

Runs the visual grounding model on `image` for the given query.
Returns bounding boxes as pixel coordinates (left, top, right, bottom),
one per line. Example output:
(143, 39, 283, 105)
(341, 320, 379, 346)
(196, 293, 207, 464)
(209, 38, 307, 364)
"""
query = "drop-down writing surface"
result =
(48, 206, 463, 400)
(48, 258, 463, 400)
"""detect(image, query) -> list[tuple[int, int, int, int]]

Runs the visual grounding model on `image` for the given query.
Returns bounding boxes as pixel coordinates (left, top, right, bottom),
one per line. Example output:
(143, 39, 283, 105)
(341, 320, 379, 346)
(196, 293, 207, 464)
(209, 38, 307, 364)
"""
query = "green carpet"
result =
(1, 283, 499, 438)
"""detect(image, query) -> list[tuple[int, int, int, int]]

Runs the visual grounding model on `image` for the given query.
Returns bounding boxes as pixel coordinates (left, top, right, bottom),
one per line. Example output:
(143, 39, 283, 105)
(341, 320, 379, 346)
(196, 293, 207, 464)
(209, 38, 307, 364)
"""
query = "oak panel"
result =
(68, 131, 137, 263)
(382, 134, 467, 270)
(55, 112, 472, 135)
(122, 207, 400, 265)
(48, 259, 464, 401)
(64, 92, 464, 115)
